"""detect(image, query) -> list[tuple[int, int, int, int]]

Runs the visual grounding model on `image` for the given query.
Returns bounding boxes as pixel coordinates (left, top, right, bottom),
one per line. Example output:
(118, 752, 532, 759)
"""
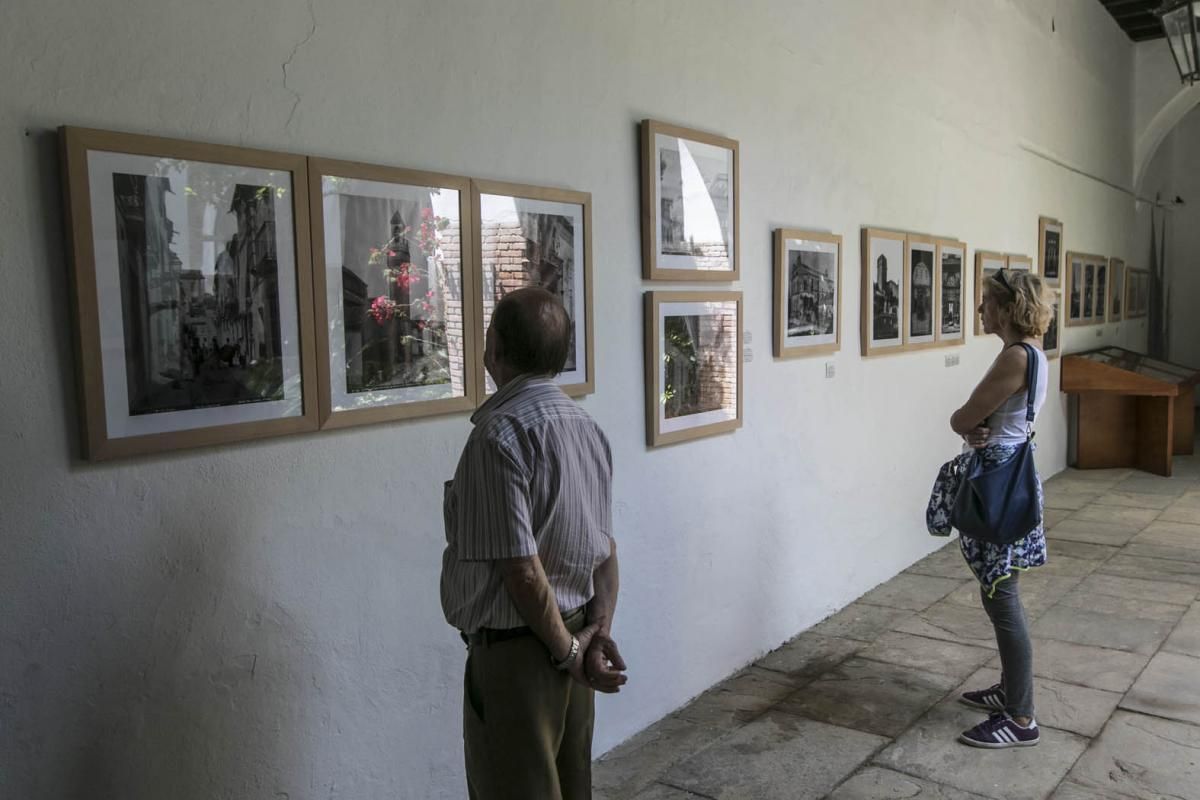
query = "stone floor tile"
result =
(675, 667, 799, 727)
(1097, 553, 1200, 586)
(1047, 780, 1121, 799)
(1120, 650, 1200, 726)
(662, 711, 887, 800)
(778, 657, 957, 738)
(1065, 710, 1200, 799)
(810, 602, 913, 643)
(1123, 541, 1200, 563)
(1069, 503, 1162, 527)
(856, 631, 995, 680)
(1158, 504, 1200, 524)
(1092, 491, 1177, 510)
(754, 632, 863, 680)
(593, 717, 728, 799)
(1088, 573, 1199, 605)
(1043, 488, 1102, 511)
(1113, 475, 1194, 496)
(958, 666, 1120, 738)
(1052, 467, 1132, 483)
(1127, 520, 1200, 561)
(1035, 554, 1101, 578)
(1045, 539, 1118, 561)
(1163, 603, 1200, 657)
(1027, 638, 1151, 693)
(873, 697, 1088, 800)
(1046, 519, 1141, 546)
(1031, 604, 1175, 654)
(626, 783, 708, 800)
(893, 599, 995, 646)
(828, 767, 991, 799)
(905, 545, 972, 580)
(1043, 507, 1071, 529)
(857, 573, 964, 612)
(1169, 490, 1200, 509)
(1052, 589, 1187, 623)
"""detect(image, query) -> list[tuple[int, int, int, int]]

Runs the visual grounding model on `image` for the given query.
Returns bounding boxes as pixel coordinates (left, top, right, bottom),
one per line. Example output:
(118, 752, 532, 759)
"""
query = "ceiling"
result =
(1099, 0, 1167, 41)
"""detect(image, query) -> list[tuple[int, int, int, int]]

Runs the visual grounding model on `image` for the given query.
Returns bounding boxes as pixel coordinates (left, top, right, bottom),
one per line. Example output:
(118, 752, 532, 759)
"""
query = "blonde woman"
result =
(949, 269, 1054, 749)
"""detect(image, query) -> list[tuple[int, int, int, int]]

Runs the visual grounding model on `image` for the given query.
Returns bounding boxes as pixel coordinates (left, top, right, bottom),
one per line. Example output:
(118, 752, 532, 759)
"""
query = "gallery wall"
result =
(0, 1, 1145, 798)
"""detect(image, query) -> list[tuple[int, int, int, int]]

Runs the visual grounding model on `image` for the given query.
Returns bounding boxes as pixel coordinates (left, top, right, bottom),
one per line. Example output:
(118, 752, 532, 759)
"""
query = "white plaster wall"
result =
(0, 1, 1142, 797)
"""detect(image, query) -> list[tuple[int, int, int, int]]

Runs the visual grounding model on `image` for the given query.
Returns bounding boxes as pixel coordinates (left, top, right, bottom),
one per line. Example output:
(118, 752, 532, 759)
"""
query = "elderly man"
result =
(441, 287, 626, 800)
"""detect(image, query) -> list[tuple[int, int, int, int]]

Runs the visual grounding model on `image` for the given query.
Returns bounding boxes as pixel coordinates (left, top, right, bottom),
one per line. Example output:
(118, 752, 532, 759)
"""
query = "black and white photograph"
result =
(774, 231, 840, 358)
(938, 243, 964, 340)
(1040, 218, 1062, 284)
(974, 252, 1006, 336)
(865, 232, 904, 352)
(643, 121, 738, 279)
(1044, 293, 1061, 357)
(477, 185, 592, 396)
(1095, 262, 1108, 323)
(1069, 257, 1084, 321)
(1110, 259, 1125, 321)
(908, 240, 935, 344)
(1083, 262, 1095, 320)
(315, 168, 470, 424)
(646, 292, 742, 446)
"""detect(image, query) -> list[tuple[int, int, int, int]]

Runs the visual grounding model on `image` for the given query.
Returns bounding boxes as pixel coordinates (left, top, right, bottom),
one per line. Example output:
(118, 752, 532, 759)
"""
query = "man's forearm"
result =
(498, 555, 573, 661)
(587, 537, 619, 636)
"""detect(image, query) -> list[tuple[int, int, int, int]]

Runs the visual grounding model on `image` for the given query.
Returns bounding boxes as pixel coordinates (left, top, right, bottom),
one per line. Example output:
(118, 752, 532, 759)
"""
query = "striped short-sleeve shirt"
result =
(440, 375, 613, 633)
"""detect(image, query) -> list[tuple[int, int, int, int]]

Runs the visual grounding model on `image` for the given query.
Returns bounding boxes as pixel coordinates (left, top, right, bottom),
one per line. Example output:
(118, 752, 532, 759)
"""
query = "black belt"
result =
(461, 607, 585, 647)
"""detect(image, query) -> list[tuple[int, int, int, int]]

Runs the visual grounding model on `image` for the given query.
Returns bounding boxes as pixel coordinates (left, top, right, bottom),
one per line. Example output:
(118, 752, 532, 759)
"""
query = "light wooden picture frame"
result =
(973, 250, 1007, 336)
(905, 234, 937, 348)
(861, 228, 906, 356)
(1038, 216, 1063, 286)
(60, 126, 320, 460)
(1109, 257, 1125, 322)
(1064, 250, 1102, 327)
(1044, 291, 1062, 359)
(644, 291, 742, 447)
(773, 229, 841, 359)
(472, 179, 594, 400)
(935, 238, 966, 344)
(640, 120, 739, 280)
(308, 158, 479, 430)
(1006, 253, 1033, 273)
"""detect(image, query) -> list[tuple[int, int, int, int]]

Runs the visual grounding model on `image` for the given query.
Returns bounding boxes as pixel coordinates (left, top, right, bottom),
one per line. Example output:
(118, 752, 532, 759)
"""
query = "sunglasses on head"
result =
(994, 268, 1014, 296)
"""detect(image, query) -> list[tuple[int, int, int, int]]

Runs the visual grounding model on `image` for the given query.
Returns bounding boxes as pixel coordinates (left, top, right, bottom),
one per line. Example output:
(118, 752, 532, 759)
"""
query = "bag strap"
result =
(1015, 342, 1038, 437)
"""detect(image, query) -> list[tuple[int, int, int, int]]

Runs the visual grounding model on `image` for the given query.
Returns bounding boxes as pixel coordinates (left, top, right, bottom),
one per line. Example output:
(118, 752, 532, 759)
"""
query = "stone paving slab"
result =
(662, 711, 887, 800)
(594, 717, 729, 799)
(1042, 487, 1102, 511)
(777, 657, 957, 738)
(1053, 468, 1132, 483)
(1043, 507, 1071, 529)
(675, 667, 801, 728)
(1065, 710, 1200, 800)
(754, 632, 863, 680)
(828, 767, 992, 800)
(1045, 518, 1142, 546)
(1120, 650, 1200, 726)
(1163, 603, 1200, 657)
(856, 631, 995, 681)
(810, 602, 913, 643)
(892, 599, 995, 646)
(1092, 491, 1177, 510)
(873, 697, 1088, 800)
(1114, 475, 1195, 495)
(905, 545, 972, 580)
(1044, 538, 1118, 561)
(1096, 552, 1200, 586)
(624, 783, 707, 800)
(1087, 573, 1198, 605)
(1067, 503, 1161, 528)
(1158, 504, 1200, 524)
(1024, 638, 1151, 693)
(857, 573, 964, 612)
(1031, 603, 1177, 654)
(1035, 553, 1101, 578)
(1169, 490, 1200, 509)
(1052, 588, 1188, 623)
(958, 666, 1121, 738)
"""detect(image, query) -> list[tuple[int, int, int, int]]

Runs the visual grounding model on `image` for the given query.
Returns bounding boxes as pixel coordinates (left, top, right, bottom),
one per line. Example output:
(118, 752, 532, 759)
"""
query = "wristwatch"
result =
(552, 636, 580, 671)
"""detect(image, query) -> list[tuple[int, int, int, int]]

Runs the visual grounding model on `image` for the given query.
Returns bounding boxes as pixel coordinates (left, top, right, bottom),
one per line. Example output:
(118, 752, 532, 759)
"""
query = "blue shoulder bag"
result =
(951, 342, 1042, 546)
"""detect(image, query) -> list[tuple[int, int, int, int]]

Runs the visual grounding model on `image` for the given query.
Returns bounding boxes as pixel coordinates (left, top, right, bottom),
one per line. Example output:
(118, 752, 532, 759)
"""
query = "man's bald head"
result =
(489, 287, 571, 377)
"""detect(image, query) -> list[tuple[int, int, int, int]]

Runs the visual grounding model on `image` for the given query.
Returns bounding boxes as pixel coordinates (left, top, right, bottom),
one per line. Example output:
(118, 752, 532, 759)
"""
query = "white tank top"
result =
(987, 346, 1049, 445)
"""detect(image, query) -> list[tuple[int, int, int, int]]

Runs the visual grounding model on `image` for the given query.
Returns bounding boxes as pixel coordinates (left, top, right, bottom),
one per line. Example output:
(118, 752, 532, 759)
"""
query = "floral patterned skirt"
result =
(928, 442, 1047, 598)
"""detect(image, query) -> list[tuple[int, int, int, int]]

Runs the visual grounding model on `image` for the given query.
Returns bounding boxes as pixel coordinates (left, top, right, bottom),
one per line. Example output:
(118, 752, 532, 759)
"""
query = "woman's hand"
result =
(963, 426, 991, 449)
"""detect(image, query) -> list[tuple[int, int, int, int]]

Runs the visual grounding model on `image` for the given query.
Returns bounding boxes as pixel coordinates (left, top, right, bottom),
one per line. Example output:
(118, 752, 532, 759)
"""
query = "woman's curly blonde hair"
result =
(984, 270, 1054, 338)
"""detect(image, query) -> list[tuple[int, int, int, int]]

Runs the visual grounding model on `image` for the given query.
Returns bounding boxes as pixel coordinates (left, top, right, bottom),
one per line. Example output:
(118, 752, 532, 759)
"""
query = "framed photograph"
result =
(1109, 258, 1125, 322)
(1066, 251, 1086, 326)
(472, 180, 593, 397)
(1005, 253, 1033, 273)
(973, 250, 1006, 336)
(905, 235, 937, 347)
(773, 229, 841, 358)
(1082, 260, 1096, 322)
(1126, 268, 1149, 319)
(861, 228, 905, 356)
(308, 159, 478, 429)
(59, 126, 319, 460)
(641, 120, 739, 280)
(1044, 291, 1062, 359)
(644, 291, 742, 447)
(936, 239, 966, 343)
(1094, 258, 1109, 324)
(1038, 216, 1063, 286)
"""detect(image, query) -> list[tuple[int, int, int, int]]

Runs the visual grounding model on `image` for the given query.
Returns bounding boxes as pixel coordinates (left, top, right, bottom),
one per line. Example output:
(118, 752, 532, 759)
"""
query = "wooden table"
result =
(1061, 347, 1199, 477)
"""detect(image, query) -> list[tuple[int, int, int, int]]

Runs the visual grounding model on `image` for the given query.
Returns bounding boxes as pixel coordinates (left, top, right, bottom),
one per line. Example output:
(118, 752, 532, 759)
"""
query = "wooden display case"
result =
(1062, 347, 1200, 477)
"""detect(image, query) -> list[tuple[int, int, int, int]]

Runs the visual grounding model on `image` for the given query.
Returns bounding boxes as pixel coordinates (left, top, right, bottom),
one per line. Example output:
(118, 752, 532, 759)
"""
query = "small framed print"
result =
(773, 229, 841, 358)
(974, 250, 1006, 335)
(644, 291, 742, 447)
(905, 234, 937, 347)
(936, 238, 966, 343)
(861, 228, 906, 356)
(472, 179, 594, 398)
(1005, 253, 1033, 273)
(1126, 268, 1149, 319)
(1038, 216, 1063, 286)
(1044, 292, 1061, 359)
(1082, 260, 1097, 323)
(1094, 258, 1109, 324)
(1109, 258, 1125, 322)
(308, 158, 478, 429)
(641, 120, 739, 280)
(60, 126, 319, 460)
(1066, 251, 1086, 326)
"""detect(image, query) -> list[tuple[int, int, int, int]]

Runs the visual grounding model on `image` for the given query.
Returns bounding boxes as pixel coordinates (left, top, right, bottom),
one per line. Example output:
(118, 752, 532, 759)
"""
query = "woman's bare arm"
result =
(950, 346, 1029, 435)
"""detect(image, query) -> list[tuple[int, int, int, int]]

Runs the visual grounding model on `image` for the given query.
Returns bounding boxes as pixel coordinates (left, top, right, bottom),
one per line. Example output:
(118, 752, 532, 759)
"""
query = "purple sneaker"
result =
(959, 712, 1040, 748)
(960, 682, 1006, 711)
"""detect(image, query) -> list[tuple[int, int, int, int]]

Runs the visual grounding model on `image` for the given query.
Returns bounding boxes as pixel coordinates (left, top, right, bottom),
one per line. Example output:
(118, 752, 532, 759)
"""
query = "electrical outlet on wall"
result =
(945, 354, 960, 367)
